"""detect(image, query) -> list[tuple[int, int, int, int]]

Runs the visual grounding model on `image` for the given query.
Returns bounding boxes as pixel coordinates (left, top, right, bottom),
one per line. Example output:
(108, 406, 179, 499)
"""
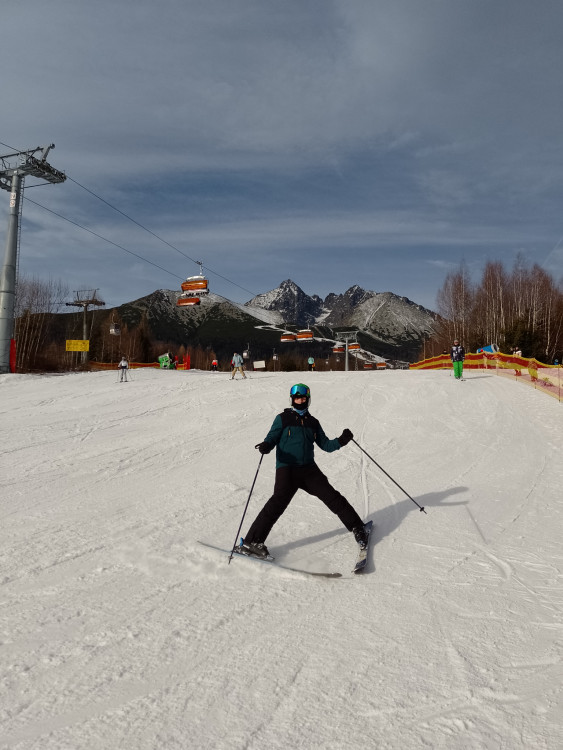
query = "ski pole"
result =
(352, 439, 426, 513)
(228, 453, 264, 563)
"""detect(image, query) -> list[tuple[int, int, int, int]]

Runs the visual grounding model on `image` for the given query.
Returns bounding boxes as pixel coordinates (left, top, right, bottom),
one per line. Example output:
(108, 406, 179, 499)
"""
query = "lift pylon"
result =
(0, 145, 66, 373)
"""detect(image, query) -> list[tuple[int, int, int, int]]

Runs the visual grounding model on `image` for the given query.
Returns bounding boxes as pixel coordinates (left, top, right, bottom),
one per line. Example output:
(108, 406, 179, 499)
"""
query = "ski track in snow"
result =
(1, 369, 562, 749)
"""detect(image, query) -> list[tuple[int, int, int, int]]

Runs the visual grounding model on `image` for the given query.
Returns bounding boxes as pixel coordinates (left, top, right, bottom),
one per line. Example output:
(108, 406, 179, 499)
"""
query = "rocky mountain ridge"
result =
(101, 279, 437, 362)
(245, 279, 437, 343)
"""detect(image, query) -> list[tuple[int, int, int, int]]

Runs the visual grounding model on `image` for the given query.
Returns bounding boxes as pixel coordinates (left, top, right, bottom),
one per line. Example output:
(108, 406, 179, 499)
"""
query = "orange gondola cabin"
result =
(280, 333, 297, 342)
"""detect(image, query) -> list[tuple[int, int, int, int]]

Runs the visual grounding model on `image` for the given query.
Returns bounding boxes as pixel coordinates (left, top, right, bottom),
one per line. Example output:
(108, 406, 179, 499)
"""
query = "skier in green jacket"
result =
(239, 383, 368, 558)
(450, 339, 465, 380)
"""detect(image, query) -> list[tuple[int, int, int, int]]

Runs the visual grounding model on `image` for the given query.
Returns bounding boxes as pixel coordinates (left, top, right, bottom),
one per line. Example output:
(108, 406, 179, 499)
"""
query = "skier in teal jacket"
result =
(239, 383, 368, 558)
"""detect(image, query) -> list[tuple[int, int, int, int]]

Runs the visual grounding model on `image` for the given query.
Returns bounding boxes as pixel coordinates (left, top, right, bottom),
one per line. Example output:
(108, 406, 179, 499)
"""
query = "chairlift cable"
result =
(2, 139, 260, 299)
(22, 196, 183, 280)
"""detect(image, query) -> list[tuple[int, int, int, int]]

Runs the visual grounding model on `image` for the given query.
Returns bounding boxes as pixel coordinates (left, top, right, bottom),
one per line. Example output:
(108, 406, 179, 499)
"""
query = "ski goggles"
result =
(290, 384, 310, 398)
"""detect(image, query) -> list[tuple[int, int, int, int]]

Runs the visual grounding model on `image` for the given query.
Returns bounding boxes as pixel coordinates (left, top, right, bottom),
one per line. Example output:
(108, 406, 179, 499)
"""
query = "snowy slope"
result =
(1, 369, 562, 749)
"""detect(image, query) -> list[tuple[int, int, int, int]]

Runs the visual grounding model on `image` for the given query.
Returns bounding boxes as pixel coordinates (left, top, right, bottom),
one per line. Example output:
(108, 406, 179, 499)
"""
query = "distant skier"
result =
(307, 356, 315, 372)
(450, 339, 465, 380)
(118, 356, 129, 382)
(231, 352, 246, 380)
(238, 383, 368, 558)
(211, 359, 219, 372)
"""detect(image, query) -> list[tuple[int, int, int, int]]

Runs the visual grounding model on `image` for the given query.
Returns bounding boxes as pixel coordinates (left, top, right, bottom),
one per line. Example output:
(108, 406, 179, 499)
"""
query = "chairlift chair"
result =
(180, 260, 209, 295)
(296, 329, 313, 341)
(177, 296, 201, 306)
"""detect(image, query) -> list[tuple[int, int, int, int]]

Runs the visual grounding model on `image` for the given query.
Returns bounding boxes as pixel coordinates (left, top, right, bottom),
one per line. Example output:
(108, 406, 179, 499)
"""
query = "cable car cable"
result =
(66, 176, 260, 298)
(22, 196, 181, 280)
(2, 139, 261, 299)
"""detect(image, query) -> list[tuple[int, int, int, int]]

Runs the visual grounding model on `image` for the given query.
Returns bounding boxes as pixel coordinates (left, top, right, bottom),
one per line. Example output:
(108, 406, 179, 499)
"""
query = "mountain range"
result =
(111, 279, 438, 362)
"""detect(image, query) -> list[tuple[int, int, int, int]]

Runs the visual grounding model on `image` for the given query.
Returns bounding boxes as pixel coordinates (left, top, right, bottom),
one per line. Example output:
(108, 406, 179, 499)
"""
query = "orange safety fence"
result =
(91, 361, 160, 370)
(410, 352, 563, 402)
(90, 359, 191, 371)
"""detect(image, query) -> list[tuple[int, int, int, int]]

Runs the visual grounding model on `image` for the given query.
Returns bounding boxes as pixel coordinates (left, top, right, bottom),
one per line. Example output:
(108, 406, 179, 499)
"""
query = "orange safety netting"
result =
(91, 360, 191, 371)
(410, 352, 563, 401)
(91, 362, 160, 370)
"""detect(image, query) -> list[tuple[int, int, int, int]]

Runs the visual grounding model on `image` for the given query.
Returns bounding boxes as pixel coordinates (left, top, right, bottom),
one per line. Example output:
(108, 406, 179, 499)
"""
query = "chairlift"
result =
(332, 345, 345, 354)
(280, 333, 297, 342)
(348, 342, 360, 351)
(110, 322, 121, 336)
(296, 329, 313, 342)
(179, 260, 209, 303)
(181, 277, 209, 293)
(177, 296, 201, 306)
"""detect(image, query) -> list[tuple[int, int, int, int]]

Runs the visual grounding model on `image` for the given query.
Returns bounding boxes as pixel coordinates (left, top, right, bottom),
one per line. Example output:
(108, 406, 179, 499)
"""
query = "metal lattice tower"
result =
(0, 145, 66, 372)
(65, 289, 105, 366)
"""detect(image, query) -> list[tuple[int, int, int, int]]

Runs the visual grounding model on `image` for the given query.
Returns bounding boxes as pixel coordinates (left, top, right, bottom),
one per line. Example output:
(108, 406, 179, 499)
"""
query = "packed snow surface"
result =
(1, 368, 562, 749)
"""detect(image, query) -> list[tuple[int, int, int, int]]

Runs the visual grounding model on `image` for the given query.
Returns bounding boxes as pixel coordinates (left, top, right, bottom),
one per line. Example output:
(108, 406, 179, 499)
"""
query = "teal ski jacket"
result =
(263, 408, 342, 468)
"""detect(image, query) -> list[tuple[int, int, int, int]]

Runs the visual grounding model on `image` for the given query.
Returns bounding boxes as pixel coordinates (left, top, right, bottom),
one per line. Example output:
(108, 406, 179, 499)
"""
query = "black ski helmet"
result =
(289, 383, 311, 410)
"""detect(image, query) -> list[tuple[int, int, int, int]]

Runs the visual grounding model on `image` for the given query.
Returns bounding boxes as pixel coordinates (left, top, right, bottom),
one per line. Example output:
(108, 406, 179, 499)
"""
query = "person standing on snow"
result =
(118, 356, 129, 382)
(239, 383, 368, 558)
(307, 356, 315, 372)
(231, 352, 246, 380)
(450, 339, 465, 380)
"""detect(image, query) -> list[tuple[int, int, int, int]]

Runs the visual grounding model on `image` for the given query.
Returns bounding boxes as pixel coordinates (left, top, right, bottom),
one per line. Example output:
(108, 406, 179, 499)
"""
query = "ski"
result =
(353, 520, 374, 574)
(197, 541, 342, 578)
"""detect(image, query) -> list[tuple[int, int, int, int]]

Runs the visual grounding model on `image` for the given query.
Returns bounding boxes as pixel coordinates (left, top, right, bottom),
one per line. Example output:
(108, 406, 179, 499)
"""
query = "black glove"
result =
(255, 441, 274, 454)
(337, 428, 353, 447)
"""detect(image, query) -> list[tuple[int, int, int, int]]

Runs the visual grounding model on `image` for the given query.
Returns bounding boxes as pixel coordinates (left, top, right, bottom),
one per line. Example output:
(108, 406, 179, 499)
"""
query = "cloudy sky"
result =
(2, 0, 563, 310)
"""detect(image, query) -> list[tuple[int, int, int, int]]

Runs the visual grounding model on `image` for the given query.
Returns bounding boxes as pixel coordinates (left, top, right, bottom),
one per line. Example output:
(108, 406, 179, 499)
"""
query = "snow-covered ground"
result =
(1, 368, 562, 750)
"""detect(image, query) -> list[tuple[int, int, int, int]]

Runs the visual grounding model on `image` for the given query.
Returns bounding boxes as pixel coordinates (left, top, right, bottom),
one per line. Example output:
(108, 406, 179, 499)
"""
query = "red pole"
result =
(9, 339, 16, 373)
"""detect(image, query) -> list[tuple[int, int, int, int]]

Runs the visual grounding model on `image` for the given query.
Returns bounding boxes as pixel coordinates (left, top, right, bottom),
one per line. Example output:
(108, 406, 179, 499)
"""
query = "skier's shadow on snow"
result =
(276, 486, 468, 568)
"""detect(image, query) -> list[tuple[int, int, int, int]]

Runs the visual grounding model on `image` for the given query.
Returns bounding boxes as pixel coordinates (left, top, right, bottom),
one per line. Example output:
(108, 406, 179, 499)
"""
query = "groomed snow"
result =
(1, 368, 562, 749)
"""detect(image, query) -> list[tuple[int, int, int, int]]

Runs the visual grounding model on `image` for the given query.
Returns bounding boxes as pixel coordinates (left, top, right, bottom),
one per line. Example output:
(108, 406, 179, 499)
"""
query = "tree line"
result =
(13, 276, 369, 373)
(423, 257, 563, 363)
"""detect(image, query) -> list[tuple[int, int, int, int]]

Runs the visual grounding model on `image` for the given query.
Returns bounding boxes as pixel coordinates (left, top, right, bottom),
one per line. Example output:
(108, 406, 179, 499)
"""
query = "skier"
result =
(239, 383, 368, 558)
(231, 352, 246, 380)
(307, 356, 315, 372)
(211, 358, 219, 372)
(450, 339, 465, 380)
(118, 356, 129, 382)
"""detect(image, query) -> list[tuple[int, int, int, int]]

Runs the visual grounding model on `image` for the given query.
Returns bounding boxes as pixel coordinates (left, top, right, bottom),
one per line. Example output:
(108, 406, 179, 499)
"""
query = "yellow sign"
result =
(66, 340, 90, 352)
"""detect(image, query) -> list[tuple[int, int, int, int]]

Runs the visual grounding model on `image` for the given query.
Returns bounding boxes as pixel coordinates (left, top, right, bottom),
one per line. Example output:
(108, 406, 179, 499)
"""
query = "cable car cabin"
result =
(181, 276, 209, 293)
(177, 296, 201, 307)
(110, 324, 121, 336)
(280, 334, 297, 342)
(296, 330, 313, 341)
(332, 345, 345, 354)
(348, 343, 360, 351)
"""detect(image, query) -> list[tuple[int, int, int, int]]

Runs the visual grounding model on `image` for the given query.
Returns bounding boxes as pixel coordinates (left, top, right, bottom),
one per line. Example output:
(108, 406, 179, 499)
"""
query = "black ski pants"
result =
(244, 462, 363, 545)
